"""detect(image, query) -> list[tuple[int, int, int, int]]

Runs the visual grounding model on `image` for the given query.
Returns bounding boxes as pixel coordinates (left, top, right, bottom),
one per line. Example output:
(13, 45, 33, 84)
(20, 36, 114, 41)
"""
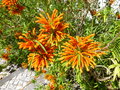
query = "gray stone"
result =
(23, 82, 27, 87)
(24, 83, 35, 90)
(0, 68, 25, 86)
(0, 68, 50, 90)
(16, 85, 23, 90)
(14, 79, 19, 85)
(25, 77, 33, 82)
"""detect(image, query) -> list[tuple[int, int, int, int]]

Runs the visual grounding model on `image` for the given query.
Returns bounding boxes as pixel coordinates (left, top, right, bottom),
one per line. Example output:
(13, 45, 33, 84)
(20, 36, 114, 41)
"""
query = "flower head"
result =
(18, 28, 48, 52)
(18, 35, 36, 51)
(21, 62, 28, 69)
(117, 14, 120, 19)
(2, 0, 25, 15)
(28, 46, 55, 71)
(10, 4, 25, 15)
(1, 53, 10, 60)
(5, 45, 12, 52)
(45, 74, 56, 81)
(48, 84, 55, 90)
(90, 10, 97, 16)
(36, 9, 69, 45)
(59, 34, 105, 73)
(18, 28, 56, 71)
(45, 74, 56, 90)
(2, 0, 17, 7)
(14, 31, 22, 39)
(59, 85, 64, 89)
(42, 69, 46, 73)
(109, 0, 115, 5)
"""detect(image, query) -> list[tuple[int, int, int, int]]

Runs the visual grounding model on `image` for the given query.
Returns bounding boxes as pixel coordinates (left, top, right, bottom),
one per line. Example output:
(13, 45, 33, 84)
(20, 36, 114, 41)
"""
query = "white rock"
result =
(9, 80, 14, 84)
(4, 81, 10, 87)
(14, 80, 19, 85)
(26, 71, 32, 77)
(17, 81, 24, 86)
(31, 72, 35, 76)
(23, 82, 27, 87)
(0, 84, 6, 89)
(7, 84, 14, 88)
(16, 86, 23, 90)
(20, 76, 27, 81)
(25, 77, 32, 82)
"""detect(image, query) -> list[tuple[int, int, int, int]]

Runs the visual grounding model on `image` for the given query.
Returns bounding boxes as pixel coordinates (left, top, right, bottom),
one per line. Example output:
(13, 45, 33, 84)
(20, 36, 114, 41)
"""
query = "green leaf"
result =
(34, 40, 47, 54)
(113, 66, 119, 81)
(109, 64, 116, 69)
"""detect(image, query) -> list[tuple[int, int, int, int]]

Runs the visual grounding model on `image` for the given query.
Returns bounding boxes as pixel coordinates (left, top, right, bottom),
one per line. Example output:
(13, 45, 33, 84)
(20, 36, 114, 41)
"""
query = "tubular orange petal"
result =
(35, 9, 69, 45)
(60, 34, 106, 72)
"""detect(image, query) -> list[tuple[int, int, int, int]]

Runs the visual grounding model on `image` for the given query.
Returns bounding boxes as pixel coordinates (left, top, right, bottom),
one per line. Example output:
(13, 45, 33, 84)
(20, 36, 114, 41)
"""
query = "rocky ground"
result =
(0, 68, 49, 90)
(0, 58, 81, 90)
(0, 58, 49, 90)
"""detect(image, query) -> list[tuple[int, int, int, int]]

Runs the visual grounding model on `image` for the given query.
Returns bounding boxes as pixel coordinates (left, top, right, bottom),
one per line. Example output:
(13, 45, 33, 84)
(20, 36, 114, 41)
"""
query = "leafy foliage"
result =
(0, 0, 120, 90)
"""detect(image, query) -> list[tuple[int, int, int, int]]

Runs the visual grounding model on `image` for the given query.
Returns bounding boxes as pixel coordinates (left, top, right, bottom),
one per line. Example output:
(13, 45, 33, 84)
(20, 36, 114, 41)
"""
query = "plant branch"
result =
(102, 31, 120, 50)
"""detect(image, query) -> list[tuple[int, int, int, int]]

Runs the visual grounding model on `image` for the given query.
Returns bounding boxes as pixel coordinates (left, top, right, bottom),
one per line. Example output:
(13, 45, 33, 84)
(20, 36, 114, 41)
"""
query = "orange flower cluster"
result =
(45, 74, 56, 90)
(109, 0, 115, 5)
(18, 9, 69, 71)
(14, 31, 22, 39)
(35, 9, 69, 45)
(18, 9, 105, 73)
(18, 28, 37, 51)
(1, 53, 10, 60)
(117, 14, 120, 19)
(90, 10, 97, 16)
(18, 28, 56, 71)
(2, 0, 25, 15)
(59, 34, 105, 73)
(5, 45, 12, 52)
(1, 45, 12, 61)
(21, 62, 28, 69)
(27, 46, 55, 71)
(2, 0, 18, 6)
(45, 74, 64, 90)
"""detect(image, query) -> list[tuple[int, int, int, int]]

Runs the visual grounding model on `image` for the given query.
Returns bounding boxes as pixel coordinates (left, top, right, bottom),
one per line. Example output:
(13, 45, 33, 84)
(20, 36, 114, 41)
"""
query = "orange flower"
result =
(14, 31, 22, 39)
(117, 14, 120, 19)
(2, 0, 25, 15)
(2, 0, 17, 7)
(59, 34, 105, 73)
(18, 37, 36, 51)
(18, 28, 48, 51)
(18, 28, 56, 71)
(42, 69, 46, 73)
(90, 10, 97, 16)
(59, 85, 64, 89)
(45, 74, 55, 81)
(48, 84, 55, 90)
(45, 74, 56, 90)
(0, 5, 4, 8)
(28, 45, 55, 71)
(1, 53, 10, 60)
(21, 62, 28, 69)
(5, 45, 12, 52)
(109, 0, 115, 5)
(10, 4, 25, 15)
(35, 9, 69, 45)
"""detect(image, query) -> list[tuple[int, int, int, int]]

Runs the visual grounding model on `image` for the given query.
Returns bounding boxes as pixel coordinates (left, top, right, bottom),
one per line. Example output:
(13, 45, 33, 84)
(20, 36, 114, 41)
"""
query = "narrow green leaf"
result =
(113, 66, 119, 81)
(34, 40, 47, 54)
(109, 64, 116, 69)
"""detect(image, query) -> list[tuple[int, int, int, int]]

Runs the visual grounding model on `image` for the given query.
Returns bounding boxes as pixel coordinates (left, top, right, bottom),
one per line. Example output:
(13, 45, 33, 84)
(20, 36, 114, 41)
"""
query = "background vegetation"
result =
(0, 0, 120, 90)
